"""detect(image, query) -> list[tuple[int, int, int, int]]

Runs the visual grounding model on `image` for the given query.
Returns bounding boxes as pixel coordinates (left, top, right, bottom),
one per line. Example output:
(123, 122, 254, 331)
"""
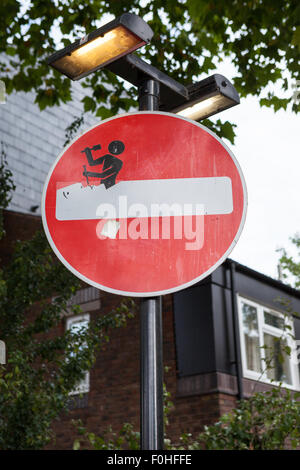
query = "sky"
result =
(210, 70, 300, 281)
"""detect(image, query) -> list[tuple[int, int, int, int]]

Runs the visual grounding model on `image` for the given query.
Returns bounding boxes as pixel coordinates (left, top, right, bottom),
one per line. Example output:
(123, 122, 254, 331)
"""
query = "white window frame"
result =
(237, 295, 300, 390)
(66, 313, 90, 395)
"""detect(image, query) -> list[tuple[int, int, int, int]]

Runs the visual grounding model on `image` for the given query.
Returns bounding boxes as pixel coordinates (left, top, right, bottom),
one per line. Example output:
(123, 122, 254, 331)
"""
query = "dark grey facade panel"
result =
(211, 284, 236, 376)
(211, 261, 300, 321)
(234, 270, 300, 315)
(210, 264, 230, 288)
(173, 284, 215, 377)
(174, 261, 300, 379)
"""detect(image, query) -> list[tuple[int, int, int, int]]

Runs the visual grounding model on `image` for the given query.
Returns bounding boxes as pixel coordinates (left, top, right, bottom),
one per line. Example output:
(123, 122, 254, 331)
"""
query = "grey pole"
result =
(140, 297, 164, 449)
(138, 79, 164, 450)
(138, 79, 160, 112)
(230, 260, 244, 400)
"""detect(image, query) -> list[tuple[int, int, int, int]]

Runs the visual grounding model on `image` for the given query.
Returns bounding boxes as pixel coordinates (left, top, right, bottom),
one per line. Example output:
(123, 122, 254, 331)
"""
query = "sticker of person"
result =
(81, 140, 124, 189)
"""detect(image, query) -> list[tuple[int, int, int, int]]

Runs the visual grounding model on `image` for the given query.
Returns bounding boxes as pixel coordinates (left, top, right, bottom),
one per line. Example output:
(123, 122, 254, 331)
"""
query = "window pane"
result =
(264, 333, 291, 385)
(68, 319, 89, 357)
(69, 319, 89, 334)
(264, 311, 285, 330)
(67, 316, 90, 395)
(241, 302, 261, 373)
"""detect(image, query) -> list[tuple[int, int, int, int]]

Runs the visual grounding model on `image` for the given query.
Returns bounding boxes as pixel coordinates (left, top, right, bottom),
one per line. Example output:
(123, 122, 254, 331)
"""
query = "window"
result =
(66, 314, 90, 395)
(238, 296, 299, 390)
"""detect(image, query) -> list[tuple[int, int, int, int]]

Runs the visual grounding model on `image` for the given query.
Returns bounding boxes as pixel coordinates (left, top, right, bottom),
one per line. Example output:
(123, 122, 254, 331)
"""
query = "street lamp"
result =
(47, 12, 240, 451)
(47, 13, 153, 80)
(169, 74, 240, 121)
(48, 14, 239, 119)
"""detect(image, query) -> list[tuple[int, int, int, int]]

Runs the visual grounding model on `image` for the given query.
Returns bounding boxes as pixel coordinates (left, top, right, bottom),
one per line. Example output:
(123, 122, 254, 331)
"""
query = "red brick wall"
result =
(1, 209, 42, 265)
(50, 292, 238, 449)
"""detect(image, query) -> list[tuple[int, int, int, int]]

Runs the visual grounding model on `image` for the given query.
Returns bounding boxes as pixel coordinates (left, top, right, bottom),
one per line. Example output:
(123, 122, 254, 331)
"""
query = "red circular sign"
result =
(42, 112, 247, 296)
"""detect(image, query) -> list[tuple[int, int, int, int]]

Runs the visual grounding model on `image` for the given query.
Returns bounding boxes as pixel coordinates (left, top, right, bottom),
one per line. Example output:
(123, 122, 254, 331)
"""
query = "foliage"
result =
(73, 422, 140, 451)
(278, 234, 300, 289)
(0, 161, 136, 449)
(64, 113, 85, 147)
(73, 383, 300, 450)
(0, 144, 15, 239)
(0, 0, 299, 145)
(199, 387, 300, 450)
(0, 230, 135, 450)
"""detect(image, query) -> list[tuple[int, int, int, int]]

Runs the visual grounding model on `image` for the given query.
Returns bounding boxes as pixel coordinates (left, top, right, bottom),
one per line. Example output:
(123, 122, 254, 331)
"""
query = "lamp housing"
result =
(166, 74, 240, 121)
(47, 13, 153, 80)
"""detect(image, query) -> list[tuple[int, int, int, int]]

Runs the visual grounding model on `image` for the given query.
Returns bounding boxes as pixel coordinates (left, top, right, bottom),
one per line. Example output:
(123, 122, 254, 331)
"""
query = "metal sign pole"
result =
(139, 79, 164, 450)
(140, 297, 164, 449)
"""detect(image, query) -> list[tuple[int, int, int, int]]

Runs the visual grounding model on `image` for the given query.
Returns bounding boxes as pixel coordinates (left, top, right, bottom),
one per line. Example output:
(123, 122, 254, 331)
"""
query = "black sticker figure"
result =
(81, 140, 124, 189)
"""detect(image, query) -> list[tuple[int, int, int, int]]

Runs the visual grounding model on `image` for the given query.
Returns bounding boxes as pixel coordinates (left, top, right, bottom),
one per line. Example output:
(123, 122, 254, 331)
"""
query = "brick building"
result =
(1, 90, 300, 449)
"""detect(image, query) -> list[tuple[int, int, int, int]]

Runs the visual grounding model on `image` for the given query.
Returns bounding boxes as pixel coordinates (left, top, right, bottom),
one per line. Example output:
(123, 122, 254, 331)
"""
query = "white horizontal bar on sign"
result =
(55, 177, 233, 221)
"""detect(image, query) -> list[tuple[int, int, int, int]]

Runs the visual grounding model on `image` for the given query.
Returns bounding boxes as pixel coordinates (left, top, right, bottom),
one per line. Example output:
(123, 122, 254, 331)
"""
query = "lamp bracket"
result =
(105, 53, 188, 109)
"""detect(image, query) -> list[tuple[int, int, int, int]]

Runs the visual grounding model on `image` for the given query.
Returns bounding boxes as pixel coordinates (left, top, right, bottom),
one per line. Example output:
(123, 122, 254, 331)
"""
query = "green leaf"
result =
(82, 96, 96, 113)
(73, 439, 80, 450)
(292, 26, 300, 51)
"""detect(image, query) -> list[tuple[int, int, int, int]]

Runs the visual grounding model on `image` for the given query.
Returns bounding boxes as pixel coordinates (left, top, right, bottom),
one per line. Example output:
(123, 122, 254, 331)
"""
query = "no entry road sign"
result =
(42, 112, 247, 296)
